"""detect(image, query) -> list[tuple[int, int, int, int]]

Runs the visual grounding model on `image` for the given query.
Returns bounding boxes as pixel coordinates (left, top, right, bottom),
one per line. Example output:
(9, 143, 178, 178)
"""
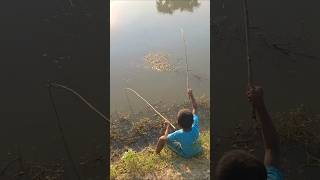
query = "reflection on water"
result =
(156, 0, 200, 14)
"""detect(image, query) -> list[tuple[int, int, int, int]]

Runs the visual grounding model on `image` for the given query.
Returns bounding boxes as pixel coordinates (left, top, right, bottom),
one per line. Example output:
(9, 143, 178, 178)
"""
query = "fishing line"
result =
(47, 82, 109, 179)
(0, 157, 20, 175)
(125, 88, 176, 130)
(47, 83, 81, 180)
(122, 30, 193, 131)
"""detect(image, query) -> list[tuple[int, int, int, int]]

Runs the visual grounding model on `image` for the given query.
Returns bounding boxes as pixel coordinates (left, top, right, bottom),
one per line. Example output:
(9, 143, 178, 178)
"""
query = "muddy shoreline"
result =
(110, 96, 210, 162)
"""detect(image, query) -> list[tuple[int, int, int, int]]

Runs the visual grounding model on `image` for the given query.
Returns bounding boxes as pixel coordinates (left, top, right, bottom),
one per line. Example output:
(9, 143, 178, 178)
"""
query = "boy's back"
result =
(155, 89, 202, 158)
(167, 114, 202, 158)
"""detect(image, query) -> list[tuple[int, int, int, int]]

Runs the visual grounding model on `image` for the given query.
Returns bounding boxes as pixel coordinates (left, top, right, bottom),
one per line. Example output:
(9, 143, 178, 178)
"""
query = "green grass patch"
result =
(111, 131, 210, 180)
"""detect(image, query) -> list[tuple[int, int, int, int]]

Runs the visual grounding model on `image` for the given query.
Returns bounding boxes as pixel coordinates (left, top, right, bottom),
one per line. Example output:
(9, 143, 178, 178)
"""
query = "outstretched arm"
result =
(188, 89, 198, 114)
(247, 86, 280, 167)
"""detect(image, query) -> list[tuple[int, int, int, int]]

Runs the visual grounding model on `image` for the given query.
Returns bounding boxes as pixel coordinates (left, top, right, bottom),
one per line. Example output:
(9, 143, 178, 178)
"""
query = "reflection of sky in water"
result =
(110, 0, 209, 112)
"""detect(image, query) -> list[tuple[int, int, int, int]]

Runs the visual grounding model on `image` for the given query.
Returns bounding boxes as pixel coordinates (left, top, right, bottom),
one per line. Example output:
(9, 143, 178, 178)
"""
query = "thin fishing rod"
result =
(243, 0, 252, 85)
(242, 0, 257, 120)
(47, 84, 81, 180)
(125, 88, 176, 130)
(49, 82, 109, 123)
(180, 28, 190, 91)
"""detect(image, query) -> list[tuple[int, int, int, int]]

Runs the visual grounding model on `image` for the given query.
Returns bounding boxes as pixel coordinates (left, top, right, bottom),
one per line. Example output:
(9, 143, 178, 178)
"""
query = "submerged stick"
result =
(180, 28, 190, 91)
(125, 88, 176, 130)
(124, 89, 134, 113)
(123, 79, 134, 113)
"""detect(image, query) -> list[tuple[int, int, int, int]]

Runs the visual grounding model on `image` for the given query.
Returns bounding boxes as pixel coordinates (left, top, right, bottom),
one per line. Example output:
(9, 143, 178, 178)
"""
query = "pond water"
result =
(213, 1, 320, 179)
(110, 0, 210, 112)
(0, 1, 107, 178)
(213, 0, 320, 135)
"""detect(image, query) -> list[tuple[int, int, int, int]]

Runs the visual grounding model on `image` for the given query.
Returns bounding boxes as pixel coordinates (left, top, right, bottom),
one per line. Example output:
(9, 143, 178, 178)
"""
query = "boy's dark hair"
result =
(177, 109, 193, 130)
(216, 150, 267, 180)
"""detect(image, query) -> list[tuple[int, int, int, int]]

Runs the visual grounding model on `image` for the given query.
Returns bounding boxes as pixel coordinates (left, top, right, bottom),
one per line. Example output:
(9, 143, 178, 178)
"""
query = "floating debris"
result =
(144, 52, 176, 72)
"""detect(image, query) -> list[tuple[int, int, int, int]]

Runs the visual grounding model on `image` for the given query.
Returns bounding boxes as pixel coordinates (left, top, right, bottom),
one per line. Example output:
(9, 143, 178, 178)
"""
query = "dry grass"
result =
(110, 131, 210, 180)
(273, 104, 320, 146)
(110, 96, 210, 179)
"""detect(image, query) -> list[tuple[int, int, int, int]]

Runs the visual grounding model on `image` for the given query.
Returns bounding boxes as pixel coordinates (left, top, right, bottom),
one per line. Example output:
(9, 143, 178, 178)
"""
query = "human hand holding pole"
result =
(247, 86, 280, 167)
(188, 88, 198, 114)
(163, 120, 171, 137)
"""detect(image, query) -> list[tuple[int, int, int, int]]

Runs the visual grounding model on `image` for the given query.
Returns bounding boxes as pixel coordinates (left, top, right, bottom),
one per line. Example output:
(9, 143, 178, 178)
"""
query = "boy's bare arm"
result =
(188, 89, 198, 114)
(247, 86, 280, 167)
(163, 120, 171, 137)
(155, 121, 171, 154)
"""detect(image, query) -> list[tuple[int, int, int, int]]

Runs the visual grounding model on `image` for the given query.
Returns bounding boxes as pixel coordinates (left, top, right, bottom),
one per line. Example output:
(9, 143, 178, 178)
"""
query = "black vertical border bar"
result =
(210, 0, 214, 178)
(106, 0, 110, 179)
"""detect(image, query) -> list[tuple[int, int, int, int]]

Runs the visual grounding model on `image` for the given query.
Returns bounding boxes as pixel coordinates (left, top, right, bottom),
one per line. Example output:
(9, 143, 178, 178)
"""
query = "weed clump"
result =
(273, 104, 320, 145)
(111, 148, 166, 179)
(111, 131, 210, 180)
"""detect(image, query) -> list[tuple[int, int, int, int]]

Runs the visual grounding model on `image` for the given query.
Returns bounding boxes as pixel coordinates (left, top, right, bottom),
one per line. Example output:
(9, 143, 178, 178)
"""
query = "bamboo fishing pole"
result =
(125, 88, 176, 130)
(49, 82, 108, 123)
(242, 0, 257, 121)
(180, 28, 190, 92)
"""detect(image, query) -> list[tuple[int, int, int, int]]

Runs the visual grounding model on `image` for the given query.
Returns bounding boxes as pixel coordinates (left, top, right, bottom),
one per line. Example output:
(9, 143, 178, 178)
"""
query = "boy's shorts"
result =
(167, 140, 185, 157)
(266, 166, 284, 180)
(167, 140, 202, 159)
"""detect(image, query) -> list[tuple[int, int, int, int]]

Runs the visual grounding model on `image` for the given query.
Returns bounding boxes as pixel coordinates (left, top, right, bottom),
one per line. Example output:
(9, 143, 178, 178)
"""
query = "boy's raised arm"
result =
(247, 86, 280, 167)
(188, 89, 198, 115)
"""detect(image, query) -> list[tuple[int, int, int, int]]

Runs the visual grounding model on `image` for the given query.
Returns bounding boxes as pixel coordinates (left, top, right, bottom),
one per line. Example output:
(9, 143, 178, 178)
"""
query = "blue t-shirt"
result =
(267, 166, 284, 180)
(167, 114, 202, 158)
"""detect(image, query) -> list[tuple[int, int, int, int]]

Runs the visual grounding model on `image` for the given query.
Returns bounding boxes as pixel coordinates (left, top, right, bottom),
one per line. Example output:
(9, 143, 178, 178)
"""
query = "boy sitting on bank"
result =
(155, 88, 202, 158)
(215, 86, 284, 180)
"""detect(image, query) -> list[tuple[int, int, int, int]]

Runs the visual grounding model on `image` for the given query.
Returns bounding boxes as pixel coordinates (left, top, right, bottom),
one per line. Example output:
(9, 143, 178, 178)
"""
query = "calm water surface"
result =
(0, 1, 107, 178)
(213, 0, 320, 132)
(110, 0, 210, 112)
(213, 1, 320, 179)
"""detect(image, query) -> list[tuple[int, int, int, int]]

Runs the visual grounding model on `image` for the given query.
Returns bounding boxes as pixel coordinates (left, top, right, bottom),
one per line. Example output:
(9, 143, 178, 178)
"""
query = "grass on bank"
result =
(110, 131, 210, 180)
